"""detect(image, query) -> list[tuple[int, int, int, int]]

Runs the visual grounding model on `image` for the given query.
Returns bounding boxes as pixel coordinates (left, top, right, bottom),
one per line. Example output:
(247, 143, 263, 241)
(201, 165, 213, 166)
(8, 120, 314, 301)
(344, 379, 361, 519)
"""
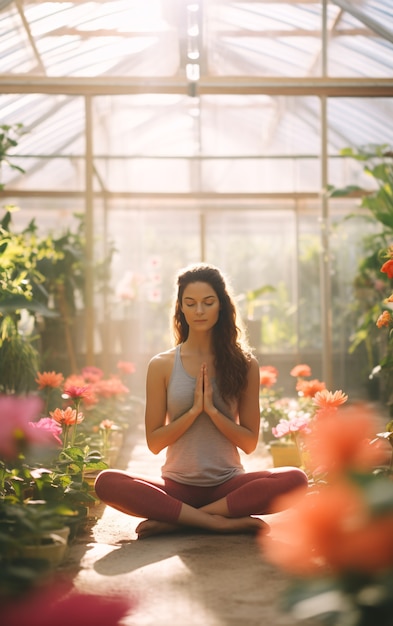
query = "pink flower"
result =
(29, 417, 62, 445)
(81, 366, 104, 383)
(63, 385, 90, 400)
(117, 361, 136, 375)
(0, 395, 43, 459)
(272, 414, 311, 439)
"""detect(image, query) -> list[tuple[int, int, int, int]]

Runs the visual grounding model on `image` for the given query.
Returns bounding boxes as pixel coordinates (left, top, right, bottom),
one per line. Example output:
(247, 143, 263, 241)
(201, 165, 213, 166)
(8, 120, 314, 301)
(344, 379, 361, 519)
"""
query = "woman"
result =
(95, 264, 307, 539)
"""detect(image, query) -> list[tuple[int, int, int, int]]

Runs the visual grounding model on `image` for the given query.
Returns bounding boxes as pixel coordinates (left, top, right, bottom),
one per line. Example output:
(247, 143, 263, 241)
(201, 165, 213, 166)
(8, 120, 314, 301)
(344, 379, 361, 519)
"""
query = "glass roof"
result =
(0, 1, 392, 193)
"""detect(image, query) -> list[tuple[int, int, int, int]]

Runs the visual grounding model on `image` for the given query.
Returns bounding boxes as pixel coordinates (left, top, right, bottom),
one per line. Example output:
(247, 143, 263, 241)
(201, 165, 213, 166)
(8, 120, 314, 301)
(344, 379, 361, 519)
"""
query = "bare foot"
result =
(135, 516, 270, 539)
(212, 515, 270, 535)
(136, 519, 182, 539)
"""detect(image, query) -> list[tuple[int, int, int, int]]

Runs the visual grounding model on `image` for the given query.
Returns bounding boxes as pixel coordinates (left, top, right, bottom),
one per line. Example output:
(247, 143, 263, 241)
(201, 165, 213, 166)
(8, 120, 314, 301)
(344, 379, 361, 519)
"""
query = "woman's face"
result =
(181, 281, 220, 332)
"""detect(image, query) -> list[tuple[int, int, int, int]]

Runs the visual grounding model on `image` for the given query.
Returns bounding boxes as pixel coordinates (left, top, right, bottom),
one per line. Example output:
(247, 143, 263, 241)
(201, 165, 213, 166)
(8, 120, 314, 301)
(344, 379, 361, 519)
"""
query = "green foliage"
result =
(329, 144, 393, 399)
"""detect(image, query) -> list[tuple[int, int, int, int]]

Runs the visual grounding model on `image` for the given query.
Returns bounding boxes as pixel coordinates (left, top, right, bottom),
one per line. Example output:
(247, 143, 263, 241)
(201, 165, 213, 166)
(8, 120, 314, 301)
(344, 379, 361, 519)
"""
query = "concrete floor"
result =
(63, 415, 308, 626)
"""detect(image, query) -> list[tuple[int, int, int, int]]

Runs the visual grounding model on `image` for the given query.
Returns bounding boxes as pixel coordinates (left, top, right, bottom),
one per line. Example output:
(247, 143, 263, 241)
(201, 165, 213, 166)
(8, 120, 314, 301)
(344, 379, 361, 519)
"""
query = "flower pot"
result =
(269, 441, 302, 468)
(20, 526, 70, 568)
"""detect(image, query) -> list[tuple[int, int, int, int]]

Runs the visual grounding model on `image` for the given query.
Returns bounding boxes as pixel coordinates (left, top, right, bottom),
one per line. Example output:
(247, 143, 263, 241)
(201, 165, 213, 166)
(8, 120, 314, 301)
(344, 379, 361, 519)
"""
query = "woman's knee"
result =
(94, 469, 116, 500)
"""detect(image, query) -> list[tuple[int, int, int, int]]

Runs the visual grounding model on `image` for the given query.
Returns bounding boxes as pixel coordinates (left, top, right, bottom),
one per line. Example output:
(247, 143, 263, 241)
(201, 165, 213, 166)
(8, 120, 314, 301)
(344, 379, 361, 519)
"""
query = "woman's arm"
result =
(203, 356, 261, 454)
(145, 352, 203, 454)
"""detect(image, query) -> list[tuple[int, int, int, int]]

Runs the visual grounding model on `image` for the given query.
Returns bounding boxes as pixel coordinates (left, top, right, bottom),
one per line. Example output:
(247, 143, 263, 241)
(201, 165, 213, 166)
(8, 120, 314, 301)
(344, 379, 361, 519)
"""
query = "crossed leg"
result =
(95, 468, 308, 539)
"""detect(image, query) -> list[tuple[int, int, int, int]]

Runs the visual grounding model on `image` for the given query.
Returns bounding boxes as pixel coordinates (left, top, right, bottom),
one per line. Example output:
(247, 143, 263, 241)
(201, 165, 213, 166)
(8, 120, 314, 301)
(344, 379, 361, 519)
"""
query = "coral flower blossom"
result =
(35, 370, 64, 390)
(261, 482, 393, 576)
(376, 310, 392, 328)
(259, 366, 278, 387)
(50, 407, 84, 426)
(313, 389, 348, 410)
(290, 364, 311, 378)
(381, 258, 393, 279)
(296, 379, 326, 398)
(305, 406, 382, 475)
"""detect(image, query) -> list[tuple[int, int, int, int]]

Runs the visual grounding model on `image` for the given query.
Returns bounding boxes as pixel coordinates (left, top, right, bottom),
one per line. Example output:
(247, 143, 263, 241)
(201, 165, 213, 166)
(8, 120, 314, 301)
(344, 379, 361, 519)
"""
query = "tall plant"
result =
(329, 144, 393, 401)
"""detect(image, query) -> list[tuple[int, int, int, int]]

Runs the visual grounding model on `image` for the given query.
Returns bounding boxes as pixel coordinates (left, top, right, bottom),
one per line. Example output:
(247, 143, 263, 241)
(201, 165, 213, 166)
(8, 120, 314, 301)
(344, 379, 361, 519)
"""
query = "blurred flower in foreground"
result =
(259, 402, 393, 625)
(0, 395, 43, 459)
(0, 583, 133, 626)
(261, 480, 393, 577)
(306, 405, 383, 477)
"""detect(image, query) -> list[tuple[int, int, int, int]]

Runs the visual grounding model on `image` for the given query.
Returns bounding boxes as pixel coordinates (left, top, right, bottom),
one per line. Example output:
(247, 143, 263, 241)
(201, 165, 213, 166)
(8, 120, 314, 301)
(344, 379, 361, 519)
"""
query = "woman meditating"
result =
(95, 263, 308, 539)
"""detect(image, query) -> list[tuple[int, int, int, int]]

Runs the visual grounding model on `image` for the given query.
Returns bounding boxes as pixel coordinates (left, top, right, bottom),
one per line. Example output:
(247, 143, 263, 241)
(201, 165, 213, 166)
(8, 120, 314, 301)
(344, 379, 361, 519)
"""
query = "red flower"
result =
(1, 582, 132, 626)
(290, 364, 311, 378)
(381, 258, 393, 279)
(35, 370, 64, 390)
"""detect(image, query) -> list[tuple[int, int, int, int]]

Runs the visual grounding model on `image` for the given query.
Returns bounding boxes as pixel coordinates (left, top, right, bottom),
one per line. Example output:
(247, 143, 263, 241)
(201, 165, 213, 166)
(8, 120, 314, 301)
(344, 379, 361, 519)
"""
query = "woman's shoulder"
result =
(148, 347, 177, 374)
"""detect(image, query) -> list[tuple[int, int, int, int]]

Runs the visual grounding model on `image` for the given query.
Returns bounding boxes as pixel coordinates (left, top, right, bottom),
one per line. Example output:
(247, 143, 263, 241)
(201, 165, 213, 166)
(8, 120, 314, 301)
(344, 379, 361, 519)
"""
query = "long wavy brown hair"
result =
(172, 264, 253, 402)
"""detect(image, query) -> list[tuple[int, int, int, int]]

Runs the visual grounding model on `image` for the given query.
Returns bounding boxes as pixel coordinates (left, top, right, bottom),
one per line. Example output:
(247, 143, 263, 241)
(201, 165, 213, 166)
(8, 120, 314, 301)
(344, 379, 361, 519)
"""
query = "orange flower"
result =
(313, 389, 348, 410)
(35, 370, 64, 390)
(386, 294, 393, 302)
(381, 258, 393, 279)
(290, 364, 311, 378)
(50, 407, 84, 426)
(376, 310, 392, 328)
(305, 405, 382, 476)
(261, 482, 393, 576)
(63, 374, 87, 388)
(259, 366, 278, 387)
(296, 379, 326, 398)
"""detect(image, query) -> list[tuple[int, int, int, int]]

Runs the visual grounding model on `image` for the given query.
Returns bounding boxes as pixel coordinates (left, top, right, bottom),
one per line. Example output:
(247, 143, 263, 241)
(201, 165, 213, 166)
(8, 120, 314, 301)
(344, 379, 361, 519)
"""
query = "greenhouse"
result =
(1, 1, 393, 625)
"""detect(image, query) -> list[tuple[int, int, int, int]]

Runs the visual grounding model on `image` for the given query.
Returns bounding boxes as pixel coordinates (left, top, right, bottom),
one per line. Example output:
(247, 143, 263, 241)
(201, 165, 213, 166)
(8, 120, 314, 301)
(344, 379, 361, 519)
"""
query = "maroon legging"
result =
(94, 467, 308, 524)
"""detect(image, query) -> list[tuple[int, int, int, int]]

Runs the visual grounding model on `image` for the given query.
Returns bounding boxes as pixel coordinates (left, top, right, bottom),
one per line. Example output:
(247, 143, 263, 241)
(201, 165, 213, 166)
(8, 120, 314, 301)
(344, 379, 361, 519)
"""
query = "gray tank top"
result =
(161, 345, 245, 486)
